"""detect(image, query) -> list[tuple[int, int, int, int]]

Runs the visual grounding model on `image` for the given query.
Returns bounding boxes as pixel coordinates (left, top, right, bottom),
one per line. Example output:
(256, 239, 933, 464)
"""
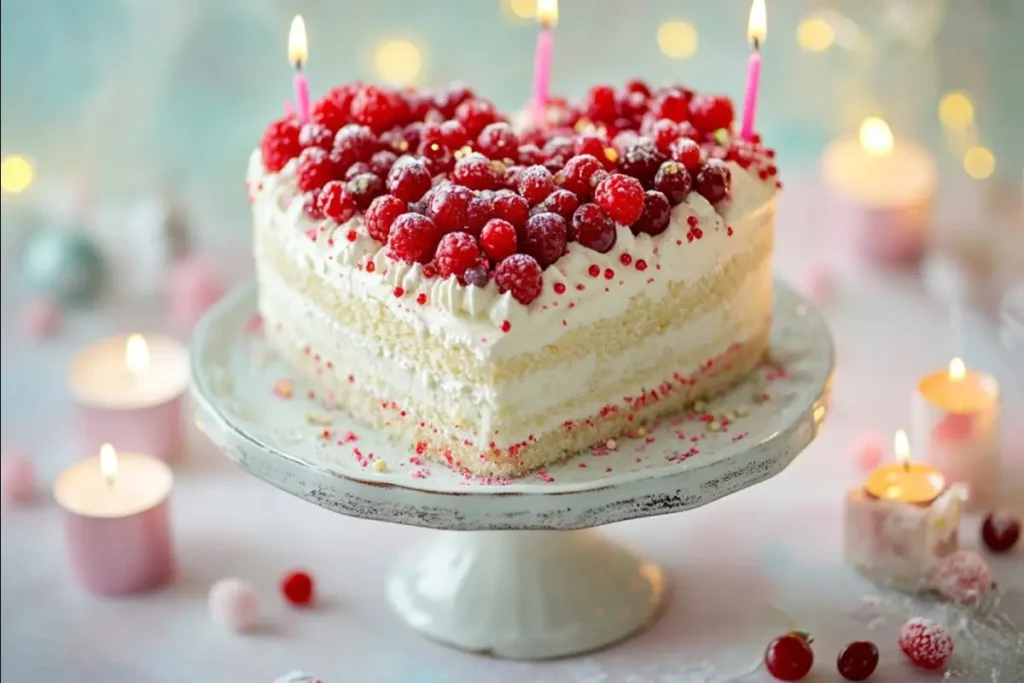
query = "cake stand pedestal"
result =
(191, 281, 833, 660)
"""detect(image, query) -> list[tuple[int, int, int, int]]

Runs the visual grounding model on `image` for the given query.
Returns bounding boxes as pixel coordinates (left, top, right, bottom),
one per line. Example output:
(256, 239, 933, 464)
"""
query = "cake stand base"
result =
(386, 529, 664, 660)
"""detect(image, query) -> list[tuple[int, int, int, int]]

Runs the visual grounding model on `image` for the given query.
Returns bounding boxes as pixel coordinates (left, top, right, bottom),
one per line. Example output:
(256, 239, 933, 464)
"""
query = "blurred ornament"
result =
(929, 550, 993, 606)
(1, 454, 37, 506)
(798, 264, 834, 305)
(20, 297, 62, 339)
(208, 578, 259, 632)
(19, 227, 105, 306)
(166, 255, 225, 334)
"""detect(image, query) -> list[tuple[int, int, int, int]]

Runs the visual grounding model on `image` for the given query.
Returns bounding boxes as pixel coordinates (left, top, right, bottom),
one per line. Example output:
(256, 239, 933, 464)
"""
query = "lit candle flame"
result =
(125, 334, 150, 376)
(536, 0, 559, 28)
(100, 443, 118, 486)
(948, 357, 966, 382)
(747, 0, 767, 47)
(288, 15, 308, 68)
(894, 429, 911, 468)
(859, 117, 893, 156)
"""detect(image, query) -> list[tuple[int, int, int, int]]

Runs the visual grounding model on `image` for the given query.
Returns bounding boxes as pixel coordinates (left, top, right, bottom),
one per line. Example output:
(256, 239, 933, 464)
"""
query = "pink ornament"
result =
(20, 297, 61, 339)
(799, 265, 833, 304)
(1, 454, 36, 505)
(930, 549, 993, 605)
(166, 256, 225, 334)
(209, 578, 259, 632)
(853, 432, 885, 471)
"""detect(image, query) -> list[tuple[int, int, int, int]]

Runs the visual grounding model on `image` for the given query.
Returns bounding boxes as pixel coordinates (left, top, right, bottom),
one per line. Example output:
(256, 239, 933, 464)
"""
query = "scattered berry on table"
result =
(981, 510, 1020, 553)
(764, 632, 814, 681)
(280, 570, 315, 607)
(836, 640, 878, 681)
(898, 617, 953, 670)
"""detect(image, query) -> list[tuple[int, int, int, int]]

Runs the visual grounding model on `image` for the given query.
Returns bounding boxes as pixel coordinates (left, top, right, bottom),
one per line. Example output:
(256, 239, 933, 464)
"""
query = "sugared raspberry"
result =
(369, 150, 397, 178)
(542, 189, 579, 222)
(332, 124, 378, 171)
(501, 164, 524, 190)
(650, 88, 690, 123)
(559, 154, 603, 198)
(517, 165, 555, 206)
(435, 83, 475, 117)
(388, 213, 442, 263)
(435, 232, 481, 281)
(650, 119, 681, 154)
(669, 137, 703, 172)
(351, 85, 396, 133)
(542, 136, 575, 161)
(386, 156, 432, 202)
(300, 123, 335, 150)
(480, 219, 518, 261)
(345, 162, 373, 181)
(930, 550, 993, 606)
(455, 99, 499, 138)
(570, 203, 616, 253)
(260, 117, 302, 173)
(296, 147, 338, 192)
(311, 86, 356, 131)
(689, 94, 734, 133)
(595, 173, 645, 225)
(518, 143, 545, 166)
(898, 618, 953, 671)
(465, 197, 494, 237)
(452, 152, 500, 191)
(494, 254, 543, 305)
(585, 85, 618, 123)
(316, 180, 356, 223)
(574, 134, 615, 169)
(463, 265, 490, 288)
(346, 172, 385, 210)
(403, 121, 425, 149)
(365, 195, 406, 243)
(632, 190, 672, 236)
(625, 79, 652, 98)
(386, 89, 413, 127)
(427, 184, 474, 233)
(302, 190, 323, 219)
(477, 122, 520, 162)
(417, 140, 455, 175)
(378, 128, 410, 154)
(521, 212, 567, 268)
(618, 139, 666, 186)
(653, 161, 693, 205)
(695, 160, 732, 203)
(492, 189, 530, 227)
(439, 120, 469, 150)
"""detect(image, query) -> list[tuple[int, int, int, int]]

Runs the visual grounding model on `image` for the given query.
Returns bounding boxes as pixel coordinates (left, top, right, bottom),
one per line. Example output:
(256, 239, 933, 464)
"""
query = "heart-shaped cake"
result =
(248, 81, 778, 477)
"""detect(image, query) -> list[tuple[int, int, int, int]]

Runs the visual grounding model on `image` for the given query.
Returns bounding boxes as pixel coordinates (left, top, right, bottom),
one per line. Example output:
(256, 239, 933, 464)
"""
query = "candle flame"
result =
(948, 357, 966, 382)
(125, 334, 150, 375)
(536, 0, 558, 28)
(748, 0, 767, 46)
(288, 15, 308, 67)
(100, 443, 118, 484)
(859, 117, 893, 156)
(894, 429, 911, 467)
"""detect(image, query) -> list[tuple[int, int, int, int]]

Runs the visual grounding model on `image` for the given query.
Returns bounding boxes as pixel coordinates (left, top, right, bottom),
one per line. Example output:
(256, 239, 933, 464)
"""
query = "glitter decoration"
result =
(19, 227, 105, 306)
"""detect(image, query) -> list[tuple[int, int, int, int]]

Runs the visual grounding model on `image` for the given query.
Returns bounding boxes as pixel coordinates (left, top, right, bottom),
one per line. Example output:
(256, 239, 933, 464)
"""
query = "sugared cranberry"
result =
(310, 86, 356, 131)
(296, 146, 338, 192)
(345, 172, 385, 210)
(316, 180, 356, 223)
(594, 173, 645, 225)
(982, 510, 1021, 553)
(435, 232, 481, 281)
(344, 162, 372, 181)
(463, 265, 490, 288)
(299, 123, 334, 150)
(403, 121, 425, 150)
(369, 150, 398, 178)
(836, 640, 878, 681)
(515, 165, 554, 206)
(695, 160, 732, 203)
(689, 94, 734, 132)
(542, 136, 575, 161)
(625, 79, 652, 98)
(574, 134, 615, 169)
(386, 156, 432, 202)
(571, 204, 616, 253)
(452, 152, 500, 191)
(480, 219, 518, 261)
(465, 197, 494, 237)
(764, 632, 814, 681)
(617, 90, 649, 124)
(653, 161, 693, 205)
(649, 119, 681, 155)
(584, 85, 618, 123)
(280, 570, 315, 606)
(261, 117, 302, 173)
(492, 189, 530, 227)
(899, 618, 953, 671)
(494, 254, 543, 305)
(427, 184, 474, 233)
(417, 140, 455, 175)
(518, 143, 545, 166)
(439, 120, 469, 150)
(332, 124, 378, 170)
(301, 190, 323, 220)
(365, 195, 406, 243)
(435, 83, 475, 117)
(351, 85, 396, 133)
(455, 99, 499, 138)
(543, 189, 579, 222)
(611, 130, 640, 155)
(502, 164, 524, 190)
(618, 139, 666, 186)
(521, 212, 568, 268)
(388, 212, 441, 263)
(559, 154, 603, 198)
(632, 190, 672, 236)
(651, 89, 690, 123)
(378, 128, 409, 155)
(669, 137, 703, 172)
(477, 122, 520, 162)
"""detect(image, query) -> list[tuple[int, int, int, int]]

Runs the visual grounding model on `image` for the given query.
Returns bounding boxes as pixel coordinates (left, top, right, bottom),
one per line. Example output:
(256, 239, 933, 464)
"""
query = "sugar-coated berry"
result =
(388, 212, 442, 263)
(378, 128, 409, 154)
(452, 152, 500, 191)
(543, 189, 579, 222)
(618, 139, 666, 186)
(559, 154, 603, 198)
(521, 212, 568, 268)
(346, 173, 385, 210)
(435, 232, 481, 281)
(1, 454, 36, 505)
(764, 632, 814, 681)
(517, 165, 556, 206)
(518, 143, 545, 166)
(574, 134, 614, 168)
(669, 138, 703, 172)
(386, 156, 432, 202)
(899, 617, 953, 670)
(695, 160, 732, 204)
(280, 570, 315, 607)
(369, 150, 398, 178)
(332, 124, 378, 169)
(418, 140, 455, 175)
(464, 197, 494, 237)
(455, 99, 499, 138)
(261, 117, 302, 173)
(344, 162, 372, 181)
(632, 190, 672, 236)
(427, 184, 474, 233)
(492, 189, 530, 227)
(594, 173, 645, 225)
(689, 94, 734, 132)
(477, 122, 520, 162)
(494, 254, 543, 305)
(930, 550, 993, 605)
(365, 195, 406, 243)
(316, 181, 357, 223)
(650, 119, 681, 154)
(301, 191, 323, 219)
(439, 119, 469, 150)
(296, 147, 338, 192)
(653, 161, 693, 205)
(209, 578, 259, 632)
(982, 510, 1021, 553)
(299, 123, 334, 150)
(584, 85, 618, 123)
(311, 86, 356, 131)
(836, 640, 878, 681)
(543, 135, 575, 162)
(625, 79, 652, 97)
(480, 219, 518, 261)
(463, 265, 490, 288)
(571, 204, 616, 253)
(650, 88, 690, 123)
(351, 85, 396, 133)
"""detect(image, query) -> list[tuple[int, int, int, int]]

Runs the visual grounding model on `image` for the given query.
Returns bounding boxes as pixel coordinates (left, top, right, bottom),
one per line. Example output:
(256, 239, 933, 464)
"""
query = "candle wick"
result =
(104, 474, 115, 489)
(752, 37, 761, 51)
(293, 60, 304, 72)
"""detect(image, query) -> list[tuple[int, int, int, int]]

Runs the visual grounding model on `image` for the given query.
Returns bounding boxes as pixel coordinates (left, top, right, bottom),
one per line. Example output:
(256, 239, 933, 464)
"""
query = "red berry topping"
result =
(300, 122, 335, 150)
(559, 154, 603, 198)
(543, 189, 579, 222)
(332, 124, 378, 170)
(280, 570, 314, 606)
(764, 632, 814, 681)
(695, 160, 732, 204)
(982, 510, 1021, 553)
(650, 119, 681, 154)
(316, 180, 357, 223)
(618, 139, 666, 186)
(296, 146, 339, 192)
(439, 120, 469, 150)
(543, 135, 576, 161)
(516, 143, 544, 166)
(301, 190, 323, 219)
(386, 156, 432, 202)
(521, 212, 568, 268)
(435, 232, 481, 281)
(570, 203, 616, 253)
(311, 86, 356, 131)
(480, 218, 518, 261)
(584, 85, 618, 123)
(836, 640, 878, 681)
(351, 85, 396, 133)
(492, 189, 530, 227)
(517, 165, 556, 206)
(463, 265, 489, 288)
(574, 134, 615, 169)
(455, 99, 499, 138)
(365, 195, 406, 243)
(388, 213, 442, 263)
(689, 93, 734, 132)
(465, 197, 494, 237)
(632, 190, 672, 236)
(369, 150, 398, 178)
(345, 172, 385, 209)
(595, 173, 645, 225)
(344, 162, 372, 181)
(625, 79, 652, 97)
(899, 618, 953, 670)
(651, 88, 690, 123)
(477, 122, 520, 162)
(418, 140, 456, 175)
(653, 160, 693, 205)
(452, 152, 500, 191)
(427, 184, 474, 233)
(261, 117, 303, 173)
(494, 254, 543, 305)
(669, 137, 703, 172)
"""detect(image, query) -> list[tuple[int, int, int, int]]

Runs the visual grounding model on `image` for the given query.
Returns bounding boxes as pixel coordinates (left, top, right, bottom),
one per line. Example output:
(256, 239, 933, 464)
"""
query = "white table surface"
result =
(2, 184, 1022, 683)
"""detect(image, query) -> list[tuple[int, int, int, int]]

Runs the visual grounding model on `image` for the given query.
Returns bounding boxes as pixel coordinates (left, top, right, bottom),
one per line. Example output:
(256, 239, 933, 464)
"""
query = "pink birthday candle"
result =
(741, 0, 767, 141)
(288, 15, 311, 124)
(532, 0, 559, 129)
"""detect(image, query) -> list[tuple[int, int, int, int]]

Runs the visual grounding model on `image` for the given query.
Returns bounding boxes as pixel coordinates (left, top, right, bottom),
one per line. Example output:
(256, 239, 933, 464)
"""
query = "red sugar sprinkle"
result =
(575, 283, 585, 291)
(346, 230, 357, 242)
(636, 260, 648, 271)
(587, 264, 601, 278)
(416, 292, 427, 305)
(553, 282, 566, 294)
(686, 215, 699, 228)
(727, 226, 734, 236)
(500, 320, 512, 333)
(603, 268, 614, 280)
(620, 253, 633, 266)
(692, 227, 703, 239)
(393, 286, 405, 297)
(366, 261, 376, 273)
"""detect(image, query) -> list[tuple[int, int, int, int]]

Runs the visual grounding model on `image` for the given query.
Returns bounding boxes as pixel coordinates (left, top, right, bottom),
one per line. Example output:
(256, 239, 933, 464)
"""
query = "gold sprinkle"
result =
(454, 145, 473, 160)
(397, 139, 410, 152)
(708, 421, 722, 432)
(734, 404, 750, 418)
(373, 459, 388, 472)
(636, 426, 647, 437)
(604, 147, 619, 163)
(574, 118, 596, 134)
(490, 159, 508, 175)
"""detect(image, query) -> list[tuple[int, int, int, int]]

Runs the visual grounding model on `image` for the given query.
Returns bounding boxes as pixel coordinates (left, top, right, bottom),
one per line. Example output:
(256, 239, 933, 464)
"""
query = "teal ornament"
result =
(20, 228, 105, 305)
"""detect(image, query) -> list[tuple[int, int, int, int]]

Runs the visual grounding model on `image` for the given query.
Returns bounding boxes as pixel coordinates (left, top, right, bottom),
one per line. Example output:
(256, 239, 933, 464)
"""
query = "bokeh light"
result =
(373, 40, 423, 86)
(0, 155, 34, 194)
(938, 92, 974, 130)
(858, 117, 893, 156)
(657, 21, 699, 60)
(506, 0, 536, 21)
(963, 146, 995, 179)
(797, 17, 834, 52)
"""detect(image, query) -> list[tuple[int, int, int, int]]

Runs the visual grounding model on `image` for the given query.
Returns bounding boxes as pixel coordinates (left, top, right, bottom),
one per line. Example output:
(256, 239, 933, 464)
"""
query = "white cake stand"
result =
(191, 280, 834, 660)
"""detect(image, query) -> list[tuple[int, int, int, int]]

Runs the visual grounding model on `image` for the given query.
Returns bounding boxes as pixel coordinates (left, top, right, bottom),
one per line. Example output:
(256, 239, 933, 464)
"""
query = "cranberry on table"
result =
(364, 195, 406, 243)
(387, 212, 442, 263)
(764, 632, 814, 681)
(520, 212, 568, 268)
(435, 232, 481, 281)
(594, 173, 645, 225)
(836, 640, 878, 681)
(653, 161, 693, 205)
(981, 510, 1020, 553)
(494, 253, 543, 305)
(280, 570, 315, 607)
(570, 203, 616, 253)
(632, 190, 672, 236)
(695, 160, 732, 204)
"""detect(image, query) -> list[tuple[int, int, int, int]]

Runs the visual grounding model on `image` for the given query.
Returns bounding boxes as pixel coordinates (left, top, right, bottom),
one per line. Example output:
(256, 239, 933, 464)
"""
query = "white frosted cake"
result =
(249, 81, 779, 477)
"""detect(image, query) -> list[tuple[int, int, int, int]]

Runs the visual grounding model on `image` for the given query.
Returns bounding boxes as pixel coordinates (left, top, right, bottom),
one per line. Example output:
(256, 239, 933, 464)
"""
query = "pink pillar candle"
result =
(294, 72, 310, 124)
(54, 448, 175, 596)
(67, 334, 190, 462)
(532, 27, 554, 129)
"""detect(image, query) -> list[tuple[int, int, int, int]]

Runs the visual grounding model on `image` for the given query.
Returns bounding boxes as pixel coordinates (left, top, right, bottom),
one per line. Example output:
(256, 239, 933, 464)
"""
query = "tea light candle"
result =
(821, 118, 937, 265)
(68, 334, 190, 462)
(913, 357, 1000, 510)
(54, 444, 175, 596)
